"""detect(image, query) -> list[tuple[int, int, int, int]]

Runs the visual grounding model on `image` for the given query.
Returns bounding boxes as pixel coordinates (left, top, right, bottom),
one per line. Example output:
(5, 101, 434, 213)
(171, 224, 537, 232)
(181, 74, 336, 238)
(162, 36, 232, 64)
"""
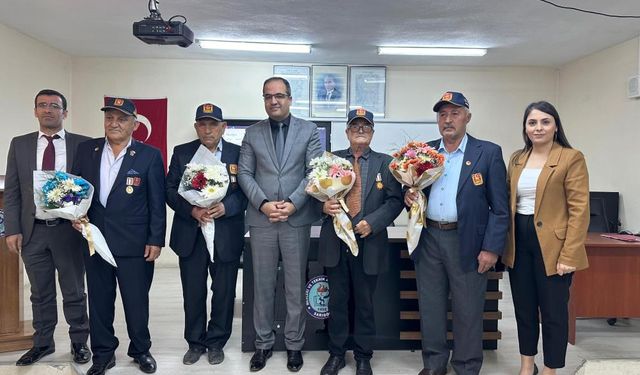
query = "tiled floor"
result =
(0, 267, 638, 374)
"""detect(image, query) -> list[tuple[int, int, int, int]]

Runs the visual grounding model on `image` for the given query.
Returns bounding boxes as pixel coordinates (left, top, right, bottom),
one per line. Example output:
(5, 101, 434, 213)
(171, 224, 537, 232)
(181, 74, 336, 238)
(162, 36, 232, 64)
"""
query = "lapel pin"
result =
(465, 160, 471, 166)
(94, 147, 99, 152)
(129, 150, 136, 157)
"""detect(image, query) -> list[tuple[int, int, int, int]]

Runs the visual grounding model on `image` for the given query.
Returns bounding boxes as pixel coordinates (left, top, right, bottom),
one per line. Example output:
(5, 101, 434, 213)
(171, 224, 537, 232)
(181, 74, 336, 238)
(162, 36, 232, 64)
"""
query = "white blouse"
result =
(516, 168, 542, 215)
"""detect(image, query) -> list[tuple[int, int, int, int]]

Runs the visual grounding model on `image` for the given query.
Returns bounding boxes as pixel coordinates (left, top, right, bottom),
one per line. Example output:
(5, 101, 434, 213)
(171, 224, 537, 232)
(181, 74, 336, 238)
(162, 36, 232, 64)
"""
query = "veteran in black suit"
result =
(4, 89, 91, 366)
(71, 97, 166, 375)
(318, 109, 404, 375)
(166, 103, 247, 366)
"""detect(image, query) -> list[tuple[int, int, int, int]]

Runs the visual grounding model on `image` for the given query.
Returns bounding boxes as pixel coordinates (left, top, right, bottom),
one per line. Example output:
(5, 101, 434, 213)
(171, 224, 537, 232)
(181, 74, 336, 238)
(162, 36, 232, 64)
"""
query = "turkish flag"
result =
(103, 97, 168, 170)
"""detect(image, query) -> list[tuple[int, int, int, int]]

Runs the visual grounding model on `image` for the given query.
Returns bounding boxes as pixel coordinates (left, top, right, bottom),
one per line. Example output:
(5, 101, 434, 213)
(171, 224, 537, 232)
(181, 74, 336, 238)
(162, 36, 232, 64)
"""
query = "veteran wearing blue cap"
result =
(72, 97, 166, 375)
(405, 92, 508, 375)
(166, 103, 247, 366)
(318, 108, 403, 375)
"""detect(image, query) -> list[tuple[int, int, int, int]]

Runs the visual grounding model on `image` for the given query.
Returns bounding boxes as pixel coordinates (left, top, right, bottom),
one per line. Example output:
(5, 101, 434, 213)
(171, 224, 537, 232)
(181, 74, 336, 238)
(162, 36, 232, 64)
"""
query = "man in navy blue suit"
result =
(405, 92, 508, 375)
(166, 103, 247, 366)
(72, 97, 166, 375)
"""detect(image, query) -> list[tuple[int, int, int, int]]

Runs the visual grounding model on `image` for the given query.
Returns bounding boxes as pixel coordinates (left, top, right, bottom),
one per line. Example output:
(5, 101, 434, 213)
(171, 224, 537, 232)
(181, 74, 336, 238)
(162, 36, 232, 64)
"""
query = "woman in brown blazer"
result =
(503, 101, 589, 375)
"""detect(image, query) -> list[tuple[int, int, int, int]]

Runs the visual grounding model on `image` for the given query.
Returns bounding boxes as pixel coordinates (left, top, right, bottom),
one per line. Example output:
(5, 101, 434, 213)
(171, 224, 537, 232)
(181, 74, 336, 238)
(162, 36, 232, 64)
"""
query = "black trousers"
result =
(179, 234, 239, 350)
(325, 240, 377, 360)
(84, 252, 154, 364)
(510, 214, 573, 369)
(21, 222, 89, 347)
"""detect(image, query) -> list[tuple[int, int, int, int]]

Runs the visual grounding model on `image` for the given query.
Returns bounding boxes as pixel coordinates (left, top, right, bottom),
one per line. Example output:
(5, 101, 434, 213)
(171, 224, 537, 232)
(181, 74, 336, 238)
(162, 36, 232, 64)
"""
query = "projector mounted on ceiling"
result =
(133, 0, 194, 48)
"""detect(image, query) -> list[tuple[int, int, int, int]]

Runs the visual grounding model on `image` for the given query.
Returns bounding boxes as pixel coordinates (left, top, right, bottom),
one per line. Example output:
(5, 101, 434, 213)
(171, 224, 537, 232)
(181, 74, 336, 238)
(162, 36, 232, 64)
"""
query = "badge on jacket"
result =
(472, 173, 484, 186)
(376, 173, 383, 190)
(229, 164, 238, 174)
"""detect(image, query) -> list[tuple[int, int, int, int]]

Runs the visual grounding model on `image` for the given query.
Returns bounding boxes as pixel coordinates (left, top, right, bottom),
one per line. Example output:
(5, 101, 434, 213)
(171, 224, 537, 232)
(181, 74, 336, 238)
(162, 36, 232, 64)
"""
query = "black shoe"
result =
(15, 345, 55, 366)
(182, 347, 205, 365)
(71, 343, 91, 364)
(321, 355, 346, 375)
(87, 356, 116, 375)
(286, 350, 304, 372)
(207, 348, 224, 365)
(249, 349, 272, 372)
(134, 353, 157, 374)
(356, 359, 373, 375)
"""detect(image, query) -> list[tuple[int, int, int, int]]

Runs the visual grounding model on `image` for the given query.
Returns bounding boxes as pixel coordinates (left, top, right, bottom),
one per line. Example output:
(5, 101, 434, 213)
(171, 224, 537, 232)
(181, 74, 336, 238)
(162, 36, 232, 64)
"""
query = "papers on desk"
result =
(600, 233, 640, 242)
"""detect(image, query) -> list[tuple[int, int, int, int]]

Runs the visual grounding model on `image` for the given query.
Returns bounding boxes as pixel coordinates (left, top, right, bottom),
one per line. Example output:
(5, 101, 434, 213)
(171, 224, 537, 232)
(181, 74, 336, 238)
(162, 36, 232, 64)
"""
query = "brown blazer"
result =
(503, 143, 589, 276)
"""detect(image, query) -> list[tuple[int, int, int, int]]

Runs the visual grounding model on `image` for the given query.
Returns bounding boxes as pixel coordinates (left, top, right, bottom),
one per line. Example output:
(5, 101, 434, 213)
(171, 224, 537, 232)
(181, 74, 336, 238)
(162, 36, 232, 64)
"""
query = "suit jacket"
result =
(318, 149, 403, 275)
(503, 143, 589, 276)
(71, 138, 166, 257)
(317, 88, 342, 101)
(166, 139, 247, 262)
(421, 135, 509, 273)
(238, 116, 323, 227)
(4, 131, 90, 245)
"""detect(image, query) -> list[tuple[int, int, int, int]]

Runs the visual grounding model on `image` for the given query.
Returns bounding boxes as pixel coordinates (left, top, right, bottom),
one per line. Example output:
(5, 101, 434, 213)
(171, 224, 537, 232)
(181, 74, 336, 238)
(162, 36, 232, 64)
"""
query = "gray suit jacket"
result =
(238, 116, 323, 227)
(4, 131, 90, 246)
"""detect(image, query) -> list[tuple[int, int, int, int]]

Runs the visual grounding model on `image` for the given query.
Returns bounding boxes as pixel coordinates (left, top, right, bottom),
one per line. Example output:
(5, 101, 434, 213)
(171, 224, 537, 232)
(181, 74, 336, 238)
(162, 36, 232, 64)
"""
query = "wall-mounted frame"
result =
(273, 65, 311, 118)
(311, 65, 348, 118)
(349, 66, 386, 118)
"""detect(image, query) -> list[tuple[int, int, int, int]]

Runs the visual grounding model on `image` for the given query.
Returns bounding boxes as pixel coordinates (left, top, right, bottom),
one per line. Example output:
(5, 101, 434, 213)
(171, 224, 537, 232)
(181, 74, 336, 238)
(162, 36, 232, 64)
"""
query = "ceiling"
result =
(1, 0, 639, 67)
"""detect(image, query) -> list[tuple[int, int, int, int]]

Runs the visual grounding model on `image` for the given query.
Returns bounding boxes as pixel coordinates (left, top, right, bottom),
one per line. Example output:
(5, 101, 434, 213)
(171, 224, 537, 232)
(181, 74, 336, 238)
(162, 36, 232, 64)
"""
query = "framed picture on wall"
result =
(349, 66, 386, 117)
(311, 65, 348, 118)
(273, 65, 311, 118)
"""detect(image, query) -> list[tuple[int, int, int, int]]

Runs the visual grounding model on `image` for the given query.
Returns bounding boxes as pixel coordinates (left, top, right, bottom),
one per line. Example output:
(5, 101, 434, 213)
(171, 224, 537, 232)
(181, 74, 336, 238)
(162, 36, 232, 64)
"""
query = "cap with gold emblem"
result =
(347, 108, 374, 126)
(101, 97, 137, 117)
(433, 91, 469, 112)
(195, 103, 224, 121)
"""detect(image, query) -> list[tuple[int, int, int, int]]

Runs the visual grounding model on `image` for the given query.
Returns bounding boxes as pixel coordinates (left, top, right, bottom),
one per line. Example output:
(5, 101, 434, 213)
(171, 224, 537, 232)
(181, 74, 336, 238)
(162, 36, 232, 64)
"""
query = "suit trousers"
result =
(414, 227, 487, 375)
(20, 221, 89, 347)
(509, 214, 572, 369)
(179, 233, 240, 351)
(250, 223, 310, 350)
(325, 239, 377, 360)
(84, 252, 154, 363)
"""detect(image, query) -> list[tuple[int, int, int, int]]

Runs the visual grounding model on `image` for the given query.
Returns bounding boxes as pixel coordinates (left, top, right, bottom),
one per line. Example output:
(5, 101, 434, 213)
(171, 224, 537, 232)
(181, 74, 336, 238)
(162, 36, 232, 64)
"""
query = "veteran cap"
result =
(195, 103, 224, 121)
(347, 108, 374, 126)
(101, 97, 137, 117)
(433, 91, 469, 112)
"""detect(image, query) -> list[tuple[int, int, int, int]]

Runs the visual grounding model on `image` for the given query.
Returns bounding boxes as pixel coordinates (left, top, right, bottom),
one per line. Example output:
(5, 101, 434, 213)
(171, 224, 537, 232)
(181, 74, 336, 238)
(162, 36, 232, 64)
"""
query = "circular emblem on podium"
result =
(305, 275, 330, 319)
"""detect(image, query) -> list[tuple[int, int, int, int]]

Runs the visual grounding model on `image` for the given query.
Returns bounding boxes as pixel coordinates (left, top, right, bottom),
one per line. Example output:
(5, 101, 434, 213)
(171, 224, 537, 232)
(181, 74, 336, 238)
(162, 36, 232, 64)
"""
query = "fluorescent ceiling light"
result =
(198, 40, 311, 54)
(378, 47, 487, 57)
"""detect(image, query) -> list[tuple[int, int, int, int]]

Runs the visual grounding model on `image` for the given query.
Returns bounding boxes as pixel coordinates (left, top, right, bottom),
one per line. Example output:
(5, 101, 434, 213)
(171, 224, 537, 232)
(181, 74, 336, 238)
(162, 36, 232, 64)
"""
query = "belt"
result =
(34, 218, 65, 227)
(426, 218, 457, 230)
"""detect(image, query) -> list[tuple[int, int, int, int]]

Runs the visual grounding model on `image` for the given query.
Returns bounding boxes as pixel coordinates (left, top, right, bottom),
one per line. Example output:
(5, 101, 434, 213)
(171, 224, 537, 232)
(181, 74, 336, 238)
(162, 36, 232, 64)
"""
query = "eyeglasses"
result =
(262, 93, 290, 101)
(347, 124, 373, 133)
(36, 102, 64, 110)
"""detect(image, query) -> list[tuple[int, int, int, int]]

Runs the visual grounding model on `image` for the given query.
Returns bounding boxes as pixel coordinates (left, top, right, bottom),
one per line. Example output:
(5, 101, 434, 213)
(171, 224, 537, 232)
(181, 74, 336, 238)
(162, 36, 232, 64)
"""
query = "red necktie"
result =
(346, 156, 361, 217)
(41, 135, 60, 170)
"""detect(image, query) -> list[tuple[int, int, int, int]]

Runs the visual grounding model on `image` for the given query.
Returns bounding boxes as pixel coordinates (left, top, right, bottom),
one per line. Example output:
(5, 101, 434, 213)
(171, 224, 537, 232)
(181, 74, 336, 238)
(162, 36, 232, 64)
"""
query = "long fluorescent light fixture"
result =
(198, 40, 311, 54)
(378, 47, 487, 57)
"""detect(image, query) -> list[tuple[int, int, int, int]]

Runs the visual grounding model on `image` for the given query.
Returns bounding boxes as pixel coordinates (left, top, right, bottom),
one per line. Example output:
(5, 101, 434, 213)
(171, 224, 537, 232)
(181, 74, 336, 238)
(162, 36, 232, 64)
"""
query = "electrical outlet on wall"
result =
(628, 75, 640, 98)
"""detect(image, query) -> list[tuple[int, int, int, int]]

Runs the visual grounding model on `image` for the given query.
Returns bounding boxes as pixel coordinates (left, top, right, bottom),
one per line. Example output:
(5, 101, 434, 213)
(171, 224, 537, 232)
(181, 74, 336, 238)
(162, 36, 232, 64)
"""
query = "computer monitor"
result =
(588, 191, 619, 233)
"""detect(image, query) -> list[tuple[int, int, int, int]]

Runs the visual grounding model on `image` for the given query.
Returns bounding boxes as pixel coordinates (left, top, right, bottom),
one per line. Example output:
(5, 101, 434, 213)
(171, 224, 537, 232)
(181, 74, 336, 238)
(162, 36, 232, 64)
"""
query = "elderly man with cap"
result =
(318, 108, 403, 375)
(166, 103, 247, 366)
(404, 92, 508, 375)
(71, 97, 166, 375)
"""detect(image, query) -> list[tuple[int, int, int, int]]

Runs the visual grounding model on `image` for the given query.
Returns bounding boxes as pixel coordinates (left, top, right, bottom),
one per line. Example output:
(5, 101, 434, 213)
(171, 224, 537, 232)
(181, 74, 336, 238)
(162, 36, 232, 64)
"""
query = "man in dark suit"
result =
(238, 77, 323, 372)
(405, 92, 509, 375)
(318, 108, 403, 375)
(71, 97, 166, 375)
(166, 103, 247, 366)
(316, 74, 342, 102)
(4, 89, 91, 366)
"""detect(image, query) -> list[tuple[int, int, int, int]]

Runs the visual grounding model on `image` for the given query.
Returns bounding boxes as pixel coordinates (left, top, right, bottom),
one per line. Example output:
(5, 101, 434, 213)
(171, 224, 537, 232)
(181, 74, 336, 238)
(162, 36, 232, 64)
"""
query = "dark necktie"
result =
(346, 156, 361, 217)
(41, 134, 60, 170)
(275, 122, 285, 165)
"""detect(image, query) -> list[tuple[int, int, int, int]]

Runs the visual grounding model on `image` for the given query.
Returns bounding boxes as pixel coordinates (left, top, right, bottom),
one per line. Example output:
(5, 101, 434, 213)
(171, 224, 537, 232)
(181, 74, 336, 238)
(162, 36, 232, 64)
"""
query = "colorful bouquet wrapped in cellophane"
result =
(178, 145, 229, 262)
(33, 171, 117, 267)
(389, 141, 445, 255)
(305, 151, 359, 256)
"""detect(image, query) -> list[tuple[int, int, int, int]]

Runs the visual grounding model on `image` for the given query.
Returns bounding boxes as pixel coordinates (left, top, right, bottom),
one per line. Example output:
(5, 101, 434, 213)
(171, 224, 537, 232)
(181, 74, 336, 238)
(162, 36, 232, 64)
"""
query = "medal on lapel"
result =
(126, 186, 134, 194)
(376, 173, 384, 190)
(472, 173, 484, 186)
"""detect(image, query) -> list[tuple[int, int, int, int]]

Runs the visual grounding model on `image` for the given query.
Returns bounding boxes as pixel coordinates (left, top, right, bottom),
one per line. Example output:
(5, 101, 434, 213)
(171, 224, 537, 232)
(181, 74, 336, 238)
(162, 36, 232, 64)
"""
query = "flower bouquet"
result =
(305, 151, 359, 256)
(389, 141, 445, 255)
(178, 145, 229, 261)
(33, 171, 116, 267)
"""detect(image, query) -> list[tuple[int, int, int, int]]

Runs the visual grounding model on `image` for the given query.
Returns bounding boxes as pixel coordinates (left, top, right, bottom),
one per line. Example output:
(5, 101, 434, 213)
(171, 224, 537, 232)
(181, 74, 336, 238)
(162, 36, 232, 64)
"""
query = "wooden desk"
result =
(568, 233, 640, 344)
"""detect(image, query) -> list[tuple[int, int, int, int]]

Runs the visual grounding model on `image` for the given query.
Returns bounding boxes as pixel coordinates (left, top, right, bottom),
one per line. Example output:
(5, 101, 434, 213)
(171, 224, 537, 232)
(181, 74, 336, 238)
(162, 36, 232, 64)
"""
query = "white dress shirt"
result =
(99, 138, 132, 207)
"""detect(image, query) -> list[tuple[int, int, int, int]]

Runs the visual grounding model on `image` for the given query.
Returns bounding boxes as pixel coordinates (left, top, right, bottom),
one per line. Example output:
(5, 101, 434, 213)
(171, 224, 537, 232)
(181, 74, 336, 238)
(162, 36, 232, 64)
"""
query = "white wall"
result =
(0, 23, 72, 171)
(558, 36, 640, 232)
